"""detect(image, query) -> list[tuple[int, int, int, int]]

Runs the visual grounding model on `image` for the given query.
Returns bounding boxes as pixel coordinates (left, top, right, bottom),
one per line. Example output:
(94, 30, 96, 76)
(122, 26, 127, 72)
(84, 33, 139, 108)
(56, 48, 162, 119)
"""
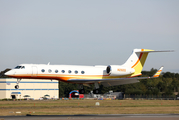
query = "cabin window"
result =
(41, 69, 45, 72)
(81, 71, 85, 74)
(68, 70, 72, 73)
(48, 69, 52, 73)
(61, 70, 65, 73)
(55, 70, 58, 73)
(75, 70, 78, 74)
(21, 66, 25, 69)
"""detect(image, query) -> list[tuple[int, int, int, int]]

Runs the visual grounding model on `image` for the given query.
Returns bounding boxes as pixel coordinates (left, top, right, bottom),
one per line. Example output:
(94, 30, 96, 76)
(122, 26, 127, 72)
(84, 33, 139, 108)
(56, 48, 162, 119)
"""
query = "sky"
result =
(0, 0, 179, 73)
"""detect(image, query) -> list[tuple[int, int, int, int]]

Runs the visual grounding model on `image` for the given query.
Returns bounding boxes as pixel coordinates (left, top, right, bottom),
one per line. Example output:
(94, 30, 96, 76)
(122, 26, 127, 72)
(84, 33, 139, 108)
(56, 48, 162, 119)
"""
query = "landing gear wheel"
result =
(93, 89, 99, 94)
(79, 89, 85, 94)
(15, 85, 19, 89)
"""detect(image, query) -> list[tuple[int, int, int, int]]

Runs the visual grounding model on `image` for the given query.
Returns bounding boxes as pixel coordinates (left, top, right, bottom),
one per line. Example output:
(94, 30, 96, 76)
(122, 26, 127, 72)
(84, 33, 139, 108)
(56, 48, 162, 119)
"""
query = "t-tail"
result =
(122, 49, 173, 77)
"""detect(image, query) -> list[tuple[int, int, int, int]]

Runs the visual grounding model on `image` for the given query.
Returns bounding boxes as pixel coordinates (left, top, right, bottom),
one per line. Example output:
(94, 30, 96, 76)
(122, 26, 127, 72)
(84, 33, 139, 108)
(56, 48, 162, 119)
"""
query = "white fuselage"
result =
(5, 64, 134, 83)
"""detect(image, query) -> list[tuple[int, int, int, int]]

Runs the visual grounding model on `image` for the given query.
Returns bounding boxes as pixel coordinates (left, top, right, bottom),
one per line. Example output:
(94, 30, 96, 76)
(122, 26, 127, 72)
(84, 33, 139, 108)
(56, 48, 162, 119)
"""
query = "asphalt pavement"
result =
(0, 114, 179, 120)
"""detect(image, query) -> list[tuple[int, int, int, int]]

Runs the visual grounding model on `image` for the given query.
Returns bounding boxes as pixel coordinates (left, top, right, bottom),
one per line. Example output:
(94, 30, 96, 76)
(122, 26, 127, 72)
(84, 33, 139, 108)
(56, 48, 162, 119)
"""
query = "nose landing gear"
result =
(15, 79, 21, 89)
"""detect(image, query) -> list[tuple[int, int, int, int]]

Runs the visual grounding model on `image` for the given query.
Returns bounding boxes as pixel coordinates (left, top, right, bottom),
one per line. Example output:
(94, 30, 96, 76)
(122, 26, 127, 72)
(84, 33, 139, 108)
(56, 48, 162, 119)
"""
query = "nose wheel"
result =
(15, 85, 19, 89)
(15, 79, 21, 89)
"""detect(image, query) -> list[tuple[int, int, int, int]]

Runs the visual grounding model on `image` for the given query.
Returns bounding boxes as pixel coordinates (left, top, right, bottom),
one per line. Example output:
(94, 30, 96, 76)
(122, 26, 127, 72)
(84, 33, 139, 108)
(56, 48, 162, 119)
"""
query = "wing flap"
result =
(68, 76, 150, 84)
(136, 50, 174, 53)
(101, 79, 139, 87)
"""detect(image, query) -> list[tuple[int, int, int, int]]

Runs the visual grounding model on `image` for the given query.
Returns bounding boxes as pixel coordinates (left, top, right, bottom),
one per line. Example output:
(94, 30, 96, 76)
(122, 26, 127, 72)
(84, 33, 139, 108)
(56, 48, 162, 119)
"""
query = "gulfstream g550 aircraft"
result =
(5, 49, 171, 94)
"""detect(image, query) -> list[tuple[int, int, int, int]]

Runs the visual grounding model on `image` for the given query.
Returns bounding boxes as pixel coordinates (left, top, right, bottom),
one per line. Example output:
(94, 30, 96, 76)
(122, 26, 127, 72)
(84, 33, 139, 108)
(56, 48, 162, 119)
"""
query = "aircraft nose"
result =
(5, 70, 14, 76)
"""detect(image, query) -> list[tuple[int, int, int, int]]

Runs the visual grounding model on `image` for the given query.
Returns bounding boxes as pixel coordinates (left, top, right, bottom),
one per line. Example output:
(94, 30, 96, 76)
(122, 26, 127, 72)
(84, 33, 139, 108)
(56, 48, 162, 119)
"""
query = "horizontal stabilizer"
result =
(135, 49, 174, 53)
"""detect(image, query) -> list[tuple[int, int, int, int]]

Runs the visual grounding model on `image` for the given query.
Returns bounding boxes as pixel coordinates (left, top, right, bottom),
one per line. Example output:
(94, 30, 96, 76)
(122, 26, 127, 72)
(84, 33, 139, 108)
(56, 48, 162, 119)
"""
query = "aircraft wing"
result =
(68, 66, 163, 87)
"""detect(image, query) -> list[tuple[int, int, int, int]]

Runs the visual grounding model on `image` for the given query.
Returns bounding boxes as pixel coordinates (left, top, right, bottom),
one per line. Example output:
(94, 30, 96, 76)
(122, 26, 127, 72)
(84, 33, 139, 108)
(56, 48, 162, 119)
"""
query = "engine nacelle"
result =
(106, 65, 135, 76)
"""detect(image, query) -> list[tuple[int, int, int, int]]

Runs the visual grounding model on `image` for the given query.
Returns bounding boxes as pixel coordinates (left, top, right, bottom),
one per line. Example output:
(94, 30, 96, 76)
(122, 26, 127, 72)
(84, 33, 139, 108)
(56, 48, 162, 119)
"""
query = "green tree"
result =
(0, 69, 11, 78)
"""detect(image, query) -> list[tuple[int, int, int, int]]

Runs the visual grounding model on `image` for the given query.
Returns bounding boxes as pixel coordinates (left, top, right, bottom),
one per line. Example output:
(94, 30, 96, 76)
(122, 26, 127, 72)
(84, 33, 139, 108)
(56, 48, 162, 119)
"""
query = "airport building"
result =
(0, 78, 59, 100)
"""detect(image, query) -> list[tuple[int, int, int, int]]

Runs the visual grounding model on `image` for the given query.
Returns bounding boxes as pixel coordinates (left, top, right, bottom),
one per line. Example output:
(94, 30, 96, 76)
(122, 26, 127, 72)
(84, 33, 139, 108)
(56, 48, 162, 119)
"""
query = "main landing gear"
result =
(78, 82, 100, 94)
(15, 79, 21, 89)
(93, 82, 100, 94)
(93, 89, 99, 94)
(79, 84, 85, 94)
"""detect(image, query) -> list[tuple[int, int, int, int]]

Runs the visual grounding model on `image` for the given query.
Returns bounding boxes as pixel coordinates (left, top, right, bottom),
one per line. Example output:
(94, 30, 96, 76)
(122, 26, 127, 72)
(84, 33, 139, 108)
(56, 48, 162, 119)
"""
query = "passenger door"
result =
(32, 66, 38, 77)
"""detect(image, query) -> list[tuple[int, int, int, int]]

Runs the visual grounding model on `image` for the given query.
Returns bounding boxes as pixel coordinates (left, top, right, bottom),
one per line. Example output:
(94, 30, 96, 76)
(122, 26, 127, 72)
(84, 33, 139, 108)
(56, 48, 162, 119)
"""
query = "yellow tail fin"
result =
(122, 49, 171, 77)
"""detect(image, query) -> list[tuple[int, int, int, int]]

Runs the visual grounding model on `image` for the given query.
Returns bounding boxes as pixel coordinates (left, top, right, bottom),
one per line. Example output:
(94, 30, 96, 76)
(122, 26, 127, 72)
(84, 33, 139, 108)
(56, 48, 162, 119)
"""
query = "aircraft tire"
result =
(93, 89, 99, 94)
(15, 85, 19, 89)
(79, 89, 85, 94)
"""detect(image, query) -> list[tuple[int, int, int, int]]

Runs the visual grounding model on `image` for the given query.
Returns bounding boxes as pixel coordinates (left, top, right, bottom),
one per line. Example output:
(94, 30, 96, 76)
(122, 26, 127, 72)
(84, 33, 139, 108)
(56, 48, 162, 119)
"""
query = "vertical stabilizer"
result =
(122, 49, 154, 77)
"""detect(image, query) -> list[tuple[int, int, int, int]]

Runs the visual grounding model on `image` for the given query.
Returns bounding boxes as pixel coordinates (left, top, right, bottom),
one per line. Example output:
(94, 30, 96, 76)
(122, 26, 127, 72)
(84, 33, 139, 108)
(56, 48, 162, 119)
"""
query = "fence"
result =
(83, 93, 179, 100)
(124, 94, 178, 100)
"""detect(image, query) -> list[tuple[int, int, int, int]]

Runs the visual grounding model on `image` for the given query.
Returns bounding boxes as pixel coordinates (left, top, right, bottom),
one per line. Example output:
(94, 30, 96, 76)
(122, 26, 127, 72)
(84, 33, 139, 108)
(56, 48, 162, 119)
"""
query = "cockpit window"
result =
(15, 66, 22, 69)
(14, 66, 25, 69)
(21, 66, 25, 69)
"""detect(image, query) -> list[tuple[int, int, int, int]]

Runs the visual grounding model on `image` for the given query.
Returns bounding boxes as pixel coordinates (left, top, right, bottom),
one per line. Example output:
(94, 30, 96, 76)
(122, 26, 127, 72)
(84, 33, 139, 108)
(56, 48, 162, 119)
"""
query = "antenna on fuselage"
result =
(47, 62, 50, 65)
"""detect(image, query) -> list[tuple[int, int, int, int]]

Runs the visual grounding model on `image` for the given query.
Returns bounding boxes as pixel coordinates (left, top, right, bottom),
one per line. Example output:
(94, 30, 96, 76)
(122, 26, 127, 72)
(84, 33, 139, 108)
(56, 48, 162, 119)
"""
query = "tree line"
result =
(0, 69, 11, 78)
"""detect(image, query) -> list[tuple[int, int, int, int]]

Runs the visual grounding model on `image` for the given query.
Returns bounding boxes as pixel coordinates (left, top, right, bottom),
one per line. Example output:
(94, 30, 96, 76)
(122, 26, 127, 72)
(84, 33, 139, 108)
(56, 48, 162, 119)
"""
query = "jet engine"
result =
(106, 65, 135, 76)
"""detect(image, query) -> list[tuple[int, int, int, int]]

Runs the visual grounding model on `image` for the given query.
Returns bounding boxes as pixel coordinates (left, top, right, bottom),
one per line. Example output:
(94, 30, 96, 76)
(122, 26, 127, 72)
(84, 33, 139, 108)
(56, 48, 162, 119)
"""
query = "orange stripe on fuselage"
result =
(8, 73, 132, 83)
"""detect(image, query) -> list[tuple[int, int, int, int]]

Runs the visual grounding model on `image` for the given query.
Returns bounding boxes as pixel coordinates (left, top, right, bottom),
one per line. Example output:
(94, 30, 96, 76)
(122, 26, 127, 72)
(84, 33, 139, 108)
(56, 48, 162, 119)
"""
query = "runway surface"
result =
(0, 114, 179, 120)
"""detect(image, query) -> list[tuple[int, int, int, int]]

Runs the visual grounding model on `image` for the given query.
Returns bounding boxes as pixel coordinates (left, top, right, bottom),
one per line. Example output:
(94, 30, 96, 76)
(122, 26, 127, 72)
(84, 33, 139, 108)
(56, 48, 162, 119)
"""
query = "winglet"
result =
(152, 66, 164, 78)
